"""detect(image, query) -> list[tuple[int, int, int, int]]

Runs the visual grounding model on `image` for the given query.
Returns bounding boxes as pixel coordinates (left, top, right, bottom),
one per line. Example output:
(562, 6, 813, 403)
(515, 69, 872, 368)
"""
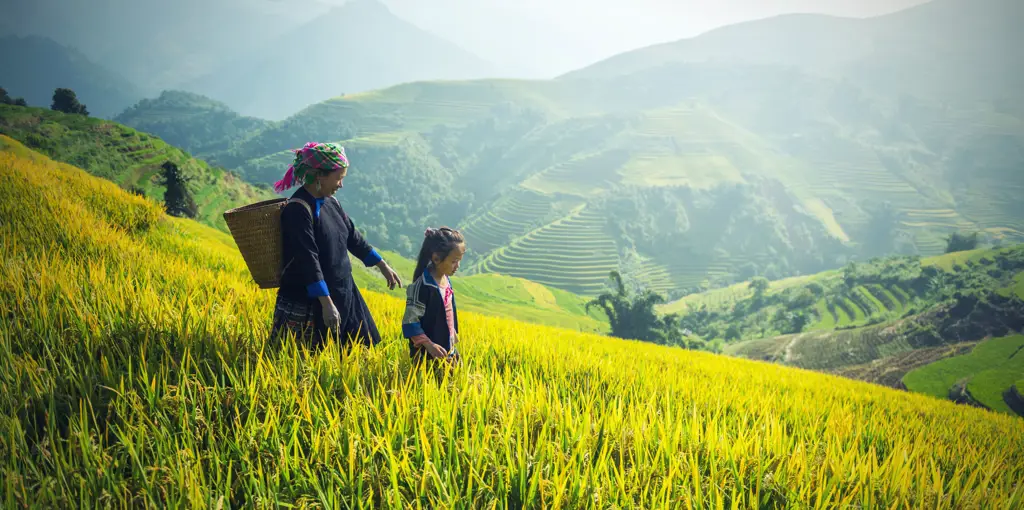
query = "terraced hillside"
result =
(520, 150, 631, 197)
(459, 187, 567, 255)
(118, 4, 1024, 299)
(659, 272, 830, 315)
(0, 105, 273, 231)
(703, 246, 1024, 412)
(618, 106, 767, 188)
(474, 205, 620, 296)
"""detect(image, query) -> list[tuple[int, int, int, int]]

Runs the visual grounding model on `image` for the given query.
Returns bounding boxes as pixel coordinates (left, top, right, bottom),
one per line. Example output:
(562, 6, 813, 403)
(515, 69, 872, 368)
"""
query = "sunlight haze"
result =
(377, 0, 932, 76)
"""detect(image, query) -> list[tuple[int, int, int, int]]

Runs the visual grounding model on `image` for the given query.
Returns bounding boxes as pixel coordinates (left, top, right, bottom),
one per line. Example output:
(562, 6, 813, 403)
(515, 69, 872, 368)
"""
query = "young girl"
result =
(402, 227, 466, 366)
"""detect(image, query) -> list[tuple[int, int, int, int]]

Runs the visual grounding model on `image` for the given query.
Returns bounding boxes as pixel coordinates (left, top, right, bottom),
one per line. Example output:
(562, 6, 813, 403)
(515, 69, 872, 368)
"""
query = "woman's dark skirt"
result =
(270, 277, 381, 351)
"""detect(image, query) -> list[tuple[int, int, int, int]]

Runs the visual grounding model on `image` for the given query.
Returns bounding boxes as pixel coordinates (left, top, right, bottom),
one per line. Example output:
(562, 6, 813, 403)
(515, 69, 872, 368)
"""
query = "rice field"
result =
(520, 150, 630, 197)
(658, 272, 835, 316)
(4, 138, 1024, 508)
(633, 259, 676, 297)
(460, 188, 560, 256)
(476, 206, 620, 296)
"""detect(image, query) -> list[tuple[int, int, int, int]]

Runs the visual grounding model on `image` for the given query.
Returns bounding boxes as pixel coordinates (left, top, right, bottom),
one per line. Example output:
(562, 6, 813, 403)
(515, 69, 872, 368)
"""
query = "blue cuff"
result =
(306, 280, 329, 298)
(402, 322, 425, 338)
(361, 248, 382, 267)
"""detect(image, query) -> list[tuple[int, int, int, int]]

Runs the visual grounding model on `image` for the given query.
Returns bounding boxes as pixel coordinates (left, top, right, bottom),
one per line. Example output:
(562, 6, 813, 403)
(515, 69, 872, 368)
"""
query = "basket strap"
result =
(287, 197, 313, 218)
(280, 197, 315, 277)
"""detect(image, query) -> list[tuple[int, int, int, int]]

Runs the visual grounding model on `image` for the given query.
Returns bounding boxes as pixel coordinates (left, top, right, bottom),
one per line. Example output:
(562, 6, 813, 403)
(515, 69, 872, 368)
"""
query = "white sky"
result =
(0, 0, 934, 80)
(374, 0, 932, 77)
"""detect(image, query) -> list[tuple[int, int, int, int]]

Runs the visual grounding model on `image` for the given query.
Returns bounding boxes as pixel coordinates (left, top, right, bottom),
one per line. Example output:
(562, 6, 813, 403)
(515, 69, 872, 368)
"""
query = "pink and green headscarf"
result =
(273, 142, 349, 193)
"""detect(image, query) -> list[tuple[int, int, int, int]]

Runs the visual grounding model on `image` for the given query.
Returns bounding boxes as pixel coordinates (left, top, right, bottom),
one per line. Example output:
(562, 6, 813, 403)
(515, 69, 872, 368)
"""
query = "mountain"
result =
(0, 0, 327, 92)
(562, 0, 1024, 108)
(0, 36, 144, 118)
(115, 90, 273, 159)
(180, 0, 497, 120)
(0, 104, 274, 231)
(120, 0, 1024, 300)
(2, 136, 1023, 507)
(381, 0, 930, 79)
(205, 66, 1024, 296)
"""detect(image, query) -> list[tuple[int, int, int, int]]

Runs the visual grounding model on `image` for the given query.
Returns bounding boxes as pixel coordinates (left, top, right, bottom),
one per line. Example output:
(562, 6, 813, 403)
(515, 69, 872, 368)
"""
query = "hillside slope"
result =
(0, 105, 274, 231)
(180, 0, 496, 120)
(120, 0, 1024, 298)
(0, 35, 143, 118)
(0, 134, 603, 332)
(114, 90, 273, 157)
(903, 334, 1024, 415)
(704, 246, 1024, 412)
(562, 0, 1024, 107)
(2, 135, 1023, 508)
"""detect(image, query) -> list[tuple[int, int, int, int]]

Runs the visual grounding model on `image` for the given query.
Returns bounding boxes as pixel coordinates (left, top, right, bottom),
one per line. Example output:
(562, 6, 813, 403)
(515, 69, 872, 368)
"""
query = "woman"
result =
(269, 142, 402, 350)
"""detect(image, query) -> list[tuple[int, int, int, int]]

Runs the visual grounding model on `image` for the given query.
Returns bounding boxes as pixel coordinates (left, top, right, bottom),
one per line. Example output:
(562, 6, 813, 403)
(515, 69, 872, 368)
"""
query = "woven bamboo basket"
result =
(223, 198, 290, 289)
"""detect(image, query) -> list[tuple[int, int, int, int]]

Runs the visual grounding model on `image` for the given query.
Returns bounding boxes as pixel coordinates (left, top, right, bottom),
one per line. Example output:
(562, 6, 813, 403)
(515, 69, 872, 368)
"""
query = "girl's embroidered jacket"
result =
(402, 270, 458, 358)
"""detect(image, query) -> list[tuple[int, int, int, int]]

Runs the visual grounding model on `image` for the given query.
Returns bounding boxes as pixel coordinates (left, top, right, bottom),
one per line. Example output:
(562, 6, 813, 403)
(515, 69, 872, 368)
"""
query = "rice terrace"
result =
(2, 0, 1024, 507)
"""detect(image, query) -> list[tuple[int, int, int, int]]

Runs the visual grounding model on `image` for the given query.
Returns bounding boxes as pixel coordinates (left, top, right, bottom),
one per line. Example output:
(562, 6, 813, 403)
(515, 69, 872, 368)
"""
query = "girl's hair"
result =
(413, 227, 465, 281)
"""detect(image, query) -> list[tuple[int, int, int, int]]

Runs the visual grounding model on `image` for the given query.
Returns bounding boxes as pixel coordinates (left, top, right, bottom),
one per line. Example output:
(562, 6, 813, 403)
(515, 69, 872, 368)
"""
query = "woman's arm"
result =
(283, 202, 328, 298)
(338, 204, 381, 267)
(338, 203, 401, 288)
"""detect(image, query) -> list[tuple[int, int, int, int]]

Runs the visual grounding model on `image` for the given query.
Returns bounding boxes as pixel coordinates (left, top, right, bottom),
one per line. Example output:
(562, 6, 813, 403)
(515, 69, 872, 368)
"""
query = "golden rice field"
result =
(2, 139, 1024, 508)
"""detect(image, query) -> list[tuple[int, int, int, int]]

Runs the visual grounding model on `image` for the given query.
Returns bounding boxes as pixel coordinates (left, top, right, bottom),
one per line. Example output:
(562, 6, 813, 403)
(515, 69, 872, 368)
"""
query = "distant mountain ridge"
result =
(562, 0, 1024, 107)
(0, 0, 328, 93)
(179, 0, 497, 120)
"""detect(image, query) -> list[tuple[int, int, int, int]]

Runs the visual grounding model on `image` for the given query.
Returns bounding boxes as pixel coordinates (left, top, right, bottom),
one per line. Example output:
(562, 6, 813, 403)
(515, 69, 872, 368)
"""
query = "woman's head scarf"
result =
(273, 142, 349, 193)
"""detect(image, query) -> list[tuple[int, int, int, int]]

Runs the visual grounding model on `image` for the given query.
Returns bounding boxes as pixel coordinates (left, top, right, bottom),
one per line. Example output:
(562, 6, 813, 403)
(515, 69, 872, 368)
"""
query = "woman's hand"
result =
(320, 296, 341, 332)
(376, 260, 402, 290)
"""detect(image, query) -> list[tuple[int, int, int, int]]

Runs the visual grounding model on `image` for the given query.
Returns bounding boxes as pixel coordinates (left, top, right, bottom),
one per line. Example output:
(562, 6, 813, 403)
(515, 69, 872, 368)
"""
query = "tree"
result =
(0, 87, 26, 106)
(748, 276, 770, 309)
(806, 282, 825, 297)
(156, 161, 197, 218)
(749, 277, 770, 296)
(586, 271, 667, 343)
(51, 88, 89, 116)
(945, 232, 979, 253)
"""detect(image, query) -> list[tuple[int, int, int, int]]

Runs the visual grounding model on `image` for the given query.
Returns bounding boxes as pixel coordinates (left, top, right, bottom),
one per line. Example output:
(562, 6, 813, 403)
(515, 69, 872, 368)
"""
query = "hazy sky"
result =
(375, 0, 932, 77)
(0, 0, 934, 82)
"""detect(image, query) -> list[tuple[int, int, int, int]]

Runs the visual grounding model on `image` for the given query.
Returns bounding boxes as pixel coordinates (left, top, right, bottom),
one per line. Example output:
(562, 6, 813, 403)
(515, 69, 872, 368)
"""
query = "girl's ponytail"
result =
(413, 227, 465, 281)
